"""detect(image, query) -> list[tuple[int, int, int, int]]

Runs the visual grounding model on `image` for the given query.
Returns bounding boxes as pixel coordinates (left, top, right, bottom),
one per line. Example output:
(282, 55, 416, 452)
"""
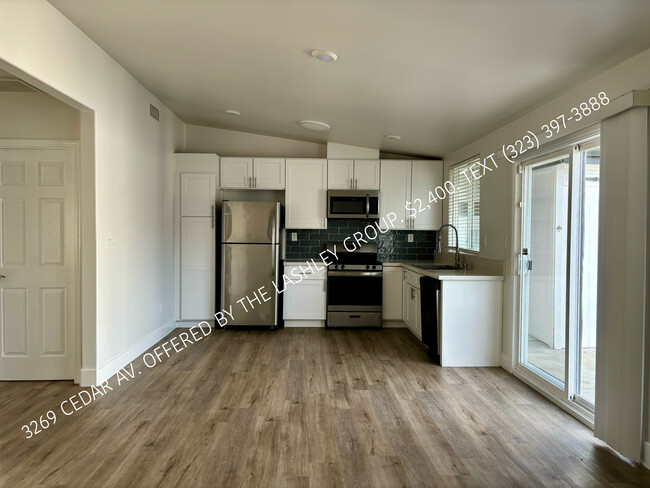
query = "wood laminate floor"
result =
(1, 328, 649, 487)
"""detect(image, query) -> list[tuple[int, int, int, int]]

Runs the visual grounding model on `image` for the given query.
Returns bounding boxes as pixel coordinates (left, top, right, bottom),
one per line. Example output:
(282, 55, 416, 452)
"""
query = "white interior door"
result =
(0, 147, 76, 380)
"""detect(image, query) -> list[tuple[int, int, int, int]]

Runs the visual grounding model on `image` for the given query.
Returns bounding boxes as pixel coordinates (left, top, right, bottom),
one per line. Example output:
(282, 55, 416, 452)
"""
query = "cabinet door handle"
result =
(411, 287, 415, 300)
(254, 176, 257, 188)
(211, 205, 215, 229)
(350, 178, 353, 189)
(248, 176, 252, 188)
(354, 178, 358, 189)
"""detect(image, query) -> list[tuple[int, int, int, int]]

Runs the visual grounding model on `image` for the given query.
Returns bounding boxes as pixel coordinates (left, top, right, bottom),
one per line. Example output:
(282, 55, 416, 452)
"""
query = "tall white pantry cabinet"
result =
(174, 153, 219, 322)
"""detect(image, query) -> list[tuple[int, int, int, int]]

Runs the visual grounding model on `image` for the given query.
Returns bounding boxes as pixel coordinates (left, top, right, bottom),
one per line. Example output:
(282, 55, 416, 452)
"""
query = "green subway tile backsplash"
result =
(285, 219, 437, 262)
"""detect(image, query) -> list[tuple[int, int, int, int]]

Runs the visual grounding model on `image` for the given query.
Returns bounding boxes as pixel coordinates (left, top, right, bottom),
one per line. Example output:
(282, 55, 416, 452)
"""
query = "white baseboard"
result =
(644, 441, 650, 469)
(284, 320, 324, 327)
(84, 319, 176, 387)
(174, 320, 214, 328)
(383, 320, 406, 328)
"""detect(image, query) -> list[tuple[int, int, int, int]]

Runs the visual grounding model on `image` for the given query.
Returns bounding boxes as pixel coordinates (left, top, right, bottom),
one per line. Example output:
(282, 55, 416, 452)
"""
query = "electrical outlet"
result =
(105, 329, 111, 343)
(159, 302, 163, 314)
(408, 234, 414, 243)
(106, 236, 115, 249)
(291, 232, 298, 242)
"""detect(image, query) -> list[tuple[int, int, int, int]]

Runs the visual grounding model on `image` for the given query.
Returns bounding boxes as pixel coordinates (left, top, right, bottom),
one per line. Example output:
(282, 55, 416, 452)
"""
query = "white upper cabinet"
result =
(220, 157, 252, 189)
(354, 160, 380, 190)
(221, 157, 285, 189)
(328, 159, 354, 189)
(412, 160, 443, 230)
(180, 172, 217, 217)
(328, 159, 380, 190)
(286, 159, 327, 229)
(379, 160, 411, 230)
(379, 159, 442, 230)
(253, 158, 285, 189)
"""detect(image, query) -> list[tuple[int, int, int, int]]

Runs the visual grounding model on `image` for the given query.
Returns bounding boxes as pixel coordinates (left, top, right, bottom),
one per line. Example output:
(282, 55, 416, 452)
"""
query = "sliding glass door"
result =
(520, 152, 570, 388)
(518, 140, 600, 411)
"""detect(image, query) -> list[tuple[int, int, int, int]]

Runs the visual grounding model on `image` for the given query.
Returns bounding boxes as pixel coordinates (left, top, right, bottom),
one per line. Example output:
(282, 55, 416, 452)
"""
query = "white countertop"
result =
(284, 259, 504, 281)
(382, 261, 504, 281)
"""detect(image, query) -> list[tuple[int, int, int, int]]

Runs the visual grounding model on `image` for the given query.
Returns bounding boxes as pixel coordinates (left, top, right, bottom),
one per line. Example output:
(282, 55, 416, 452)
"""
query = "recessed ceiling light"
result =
(299, 120, 331, 131)
(311, 49, 338, 62)
(224, 109, 241, 116)
(385, 134, 402, 141)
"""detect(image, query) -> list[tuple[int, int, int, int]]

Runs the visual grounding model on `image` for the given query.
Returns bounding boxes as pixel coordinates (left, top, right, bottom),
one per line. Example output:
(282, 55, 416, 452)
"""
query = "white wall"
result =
(0, 92, 79, 139)
(0, 0, 185, 384)
(443, 47, 650, 449)
(185, 124, 325, 157)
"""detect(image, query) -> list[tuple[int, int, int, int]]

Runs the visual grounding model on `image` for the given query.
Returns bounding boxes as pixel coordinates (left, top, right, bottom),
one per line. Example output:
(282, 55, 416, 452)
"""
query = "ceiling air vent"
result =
(149, 103, 160, 121)
(0, 77, 40, 93)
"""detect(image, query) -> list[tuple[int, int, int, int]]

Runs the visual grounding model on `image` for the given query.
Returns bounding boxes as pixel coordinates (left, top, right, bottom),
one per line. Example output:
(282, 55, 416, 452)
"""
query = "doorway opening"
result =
(0, 63, 89, 382)
(517, 136, 600, 418)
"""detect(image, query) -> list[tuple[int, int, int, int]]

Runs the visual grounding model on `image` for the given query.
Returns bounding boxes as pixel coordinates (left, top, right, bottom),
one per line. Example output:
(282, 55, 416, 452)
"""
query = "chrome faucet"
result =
(437, 224, 461, 269)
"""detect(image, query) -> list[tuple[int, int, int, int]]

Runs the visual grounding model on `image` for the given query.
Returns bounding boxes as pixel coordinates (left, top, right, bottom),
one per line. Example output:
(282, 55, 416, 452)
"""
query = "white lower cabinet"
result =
(402, 268, 422, 339)
(382, 267, 403, 320)
(283, 265, 326, 325)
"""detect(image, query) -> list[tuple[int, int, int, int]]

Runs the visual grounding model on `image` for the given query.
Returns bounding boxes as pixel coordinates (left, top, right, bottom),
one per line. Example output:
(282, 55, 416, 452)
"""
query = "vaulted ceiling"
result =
(49, 0, 650, 157)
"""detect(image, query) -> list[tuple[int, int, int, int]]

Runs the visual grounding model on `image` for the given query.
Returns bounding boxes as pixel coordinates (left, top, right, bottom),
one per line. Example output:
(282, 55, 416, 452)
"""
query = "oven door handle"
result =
(365, 193, 370, 218)
(328, 271, 382, 277)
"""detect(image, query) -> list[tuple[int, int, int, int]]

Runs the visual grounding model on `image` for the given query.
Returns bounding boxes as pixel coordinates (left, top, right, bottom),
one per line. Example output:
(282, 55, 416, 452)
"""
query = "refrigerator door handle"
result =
(267, 206, 276, 244)
(222, 204, 232, 241)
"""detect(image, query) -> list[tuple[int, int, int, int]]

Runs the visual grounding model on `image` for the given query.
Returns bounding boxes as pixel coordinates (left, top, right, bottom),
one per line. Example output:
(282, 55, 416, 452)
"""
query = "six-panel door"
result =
(0, 148, 76, 380)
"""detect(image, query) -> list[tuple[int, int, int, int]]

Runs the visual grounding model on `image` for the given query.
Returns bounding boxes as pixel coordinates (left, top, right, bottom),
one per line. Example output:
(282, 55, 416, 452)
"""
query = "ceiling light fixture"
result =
(224, 109, 241, 116)
(299, 120, 331, 131)
(385, 135, 402, 141)
(311, 49, 338, 62)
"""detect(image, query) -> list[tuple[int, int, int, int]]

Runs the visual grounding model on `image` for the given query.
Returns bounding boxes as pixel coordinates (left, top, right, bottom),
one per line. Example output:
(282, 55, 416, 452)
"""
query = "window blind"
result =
(448, 157, 480, 252)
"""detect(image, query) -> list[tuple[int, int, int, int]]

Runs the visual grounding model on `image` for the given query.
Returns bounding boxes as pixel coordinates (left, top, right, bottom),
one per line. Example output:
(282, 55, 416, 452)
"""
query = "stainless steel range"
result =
(326, 242, 383, 328)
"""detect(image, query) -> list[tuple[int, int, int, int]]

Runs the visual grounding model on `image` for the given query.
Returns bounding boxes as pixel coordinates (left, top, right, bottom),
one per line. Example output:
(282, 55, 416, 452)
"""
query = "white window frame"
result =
(448, 156, 481, 252)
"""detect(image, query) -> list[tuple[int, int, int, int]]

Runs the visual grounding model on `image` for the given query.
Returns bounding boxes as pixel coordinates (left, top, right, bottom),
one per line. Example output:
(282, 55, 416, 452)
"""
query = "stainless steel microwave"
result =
(327, 190, 380, 219)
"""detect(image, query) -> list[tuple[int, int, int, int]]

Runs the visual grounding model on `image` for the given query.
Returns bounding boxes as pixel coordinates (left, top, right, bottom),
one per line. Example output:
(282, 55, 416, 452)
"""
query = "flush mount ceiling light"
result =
(299, 120, 331, 131)
(224, 109, 241, 116)
(311, 49, 338, 62)
(385, 134, 402, 141)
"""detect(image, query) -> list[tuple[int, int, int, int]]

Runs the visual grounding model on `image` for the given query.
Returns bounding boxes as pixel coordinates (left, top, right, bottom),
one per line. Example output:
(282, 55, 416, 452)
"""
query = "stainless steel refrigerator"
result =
(221, 201, 280, 327)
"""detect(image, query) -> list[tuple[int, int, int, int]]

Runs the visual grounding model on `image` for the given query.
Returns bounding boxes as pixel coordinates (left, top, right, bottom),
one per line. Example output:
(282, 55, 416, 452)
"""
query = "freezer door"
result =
(222, 243, 278, 326)
(222, 201, 279, 244)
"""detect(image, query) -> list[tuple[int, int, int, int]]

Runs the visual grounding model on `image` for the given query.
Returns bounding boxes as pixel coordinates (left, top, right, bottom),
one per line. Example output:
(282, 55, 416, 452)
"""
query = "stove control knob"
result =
(334, 265, 339, 269)
(372, 265, 376, 269)
(341, 265, 345, 270)
(366, 265, 370, 270)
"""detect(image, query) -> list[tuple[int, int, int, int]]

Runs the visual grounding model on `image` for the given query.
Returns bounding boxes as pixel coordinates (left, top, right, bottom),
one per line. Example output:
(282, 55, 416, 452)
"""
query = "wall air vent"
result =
(0, 77, 40, 93)
(149, 103, 160, 121)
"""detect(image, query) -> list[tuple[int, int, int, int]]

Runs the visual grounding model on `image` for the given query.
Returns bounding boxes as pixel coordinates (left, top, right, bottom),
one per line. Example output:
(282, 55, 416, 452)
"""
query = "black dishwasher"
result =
(419, 276, 440, 364)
